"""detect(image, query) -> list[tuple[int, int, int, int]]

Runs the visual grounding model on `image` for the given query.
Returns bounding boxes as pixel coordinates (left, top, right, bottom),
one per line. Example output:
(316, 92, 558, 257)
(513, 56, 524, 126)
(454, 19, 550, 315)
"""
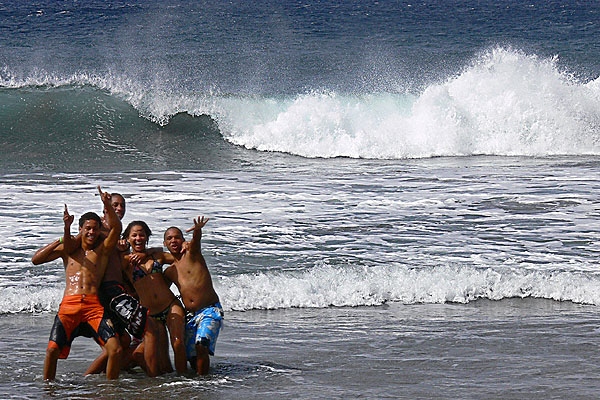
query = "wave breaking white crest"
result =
(222, 47, 600, 159)
(2, 47, 600, 159)
(218, 263, 600, 311)
(2, 263, 600, 314)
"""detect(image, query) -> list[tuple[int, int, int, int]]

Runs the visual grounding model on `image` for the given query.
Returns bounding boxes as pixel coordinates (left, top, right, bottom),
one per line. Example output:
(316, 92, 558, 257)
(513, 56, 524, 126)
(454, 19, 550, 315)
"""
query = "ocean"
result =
(1, 0, 600, 398)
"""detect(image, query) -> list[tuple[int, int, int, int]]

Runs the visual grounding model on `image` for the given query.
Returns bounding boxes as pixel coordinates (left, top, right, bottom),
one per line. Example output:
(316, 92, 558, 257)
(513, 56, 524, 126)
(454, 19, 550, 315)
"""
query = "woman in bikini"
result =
(122, 220, 187, 375)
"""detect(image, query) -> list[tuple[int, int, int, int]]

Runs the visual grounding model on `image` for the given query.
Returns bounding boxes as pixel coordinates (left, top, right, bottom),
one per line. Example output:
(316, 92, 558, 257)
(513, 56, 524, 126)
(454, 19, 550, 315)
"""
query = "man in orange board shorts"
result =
(33, 192, 151, 375)
(33, 186, 123, 380)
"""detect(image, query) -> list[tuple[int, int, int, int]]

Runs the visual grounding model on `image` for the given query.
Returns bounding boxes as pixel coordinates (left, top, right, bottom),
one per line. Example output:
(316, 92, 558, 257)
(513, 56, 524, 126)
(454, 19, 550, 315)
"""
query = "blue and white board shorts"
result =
(185, 302, 224, 358)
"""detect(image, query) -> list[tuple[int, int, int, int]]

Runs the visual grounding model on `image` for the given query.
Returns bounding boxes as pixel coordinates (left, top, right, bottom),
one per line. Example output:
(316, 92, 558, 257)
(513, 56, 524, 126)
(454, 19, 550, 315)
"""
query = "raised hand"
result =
(186, 216, 209, 233)
(63, 204, 74, 228)
(97, 185, 111, 207)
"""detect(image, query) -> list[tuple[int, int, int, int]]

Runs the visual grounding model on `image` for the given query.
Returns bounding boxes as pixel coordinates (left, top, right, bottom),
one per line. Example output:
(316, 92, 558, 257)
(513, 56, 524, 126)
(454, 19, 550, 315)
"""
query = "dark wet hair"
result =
(79, 212, 101, 228)
(163, 226, 184, 241)
(123, 220, 152, 244)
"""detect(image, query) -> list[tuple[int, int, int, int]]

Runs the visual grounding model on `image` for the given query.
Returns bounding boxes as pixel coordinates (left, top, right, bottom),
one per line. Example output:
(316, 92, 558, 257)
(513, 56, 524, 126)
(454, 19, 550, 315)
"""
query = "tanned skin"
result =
(34, 186, 122, 380)
(163, 216, 220, 375)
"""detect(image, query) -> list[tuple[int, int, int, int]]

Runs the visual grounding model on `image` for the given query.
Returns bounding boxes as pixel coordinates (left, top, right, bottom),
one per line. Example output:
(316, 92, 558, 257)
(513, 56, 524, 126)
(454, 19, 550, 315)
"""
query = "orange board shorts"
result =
(47, 294, 116, 359)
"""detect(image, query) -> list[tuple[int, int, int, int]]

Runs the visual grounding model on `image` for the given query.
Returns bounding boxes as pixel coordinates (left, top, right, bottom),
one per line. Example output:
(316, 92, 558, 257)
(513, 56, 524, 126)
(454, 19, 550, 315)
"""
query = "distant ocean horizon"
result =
(1, 1, 600, 398)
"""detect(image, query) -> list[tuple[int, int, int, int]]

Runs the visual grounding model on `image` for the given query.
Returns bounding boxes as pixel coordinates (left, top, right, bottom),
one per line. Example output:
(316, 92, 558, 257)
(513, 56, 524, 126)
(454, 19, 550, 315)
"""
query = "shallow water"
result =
(2, 299, 599, 399)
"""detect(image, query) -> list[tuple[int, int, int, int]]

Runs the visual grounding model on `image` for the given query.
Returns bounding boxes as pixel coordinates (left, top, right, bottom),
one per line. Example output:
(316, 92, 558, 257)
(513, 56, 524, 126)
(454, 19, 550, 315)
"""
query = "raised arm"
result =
(61, 204, 77, 255)
(186, 216, 209, 259)
(99, 186, 122, 250)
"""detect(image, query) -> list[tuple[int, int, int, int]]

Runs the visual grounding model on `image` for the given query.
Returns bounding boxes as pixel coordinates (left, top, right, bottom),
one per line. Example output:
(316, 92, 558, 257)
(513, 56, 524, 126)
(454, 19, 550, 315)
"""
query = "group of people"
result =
(31, 186, 223, 380)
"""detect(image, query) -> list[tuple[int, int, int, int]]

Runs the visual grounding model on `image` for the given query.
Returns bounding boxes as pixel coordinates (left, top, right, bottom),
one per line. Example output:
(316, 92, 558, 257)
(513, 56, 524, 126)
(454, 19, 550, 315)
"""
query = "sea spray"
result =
(3, 47, 599, 161)
(222, 48, 600, 158)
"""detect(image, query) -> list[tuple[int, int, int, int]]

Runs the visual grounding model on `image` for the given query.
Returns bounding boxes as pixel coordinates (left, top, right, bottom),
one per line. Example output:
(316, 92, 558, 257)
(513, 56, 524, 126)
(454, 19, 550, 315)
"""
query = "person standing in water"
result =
(85, 193, 155, 376)
(122, 221, 187, 375)
(163, 216, 223, 375)
(32, 186, 122, 380)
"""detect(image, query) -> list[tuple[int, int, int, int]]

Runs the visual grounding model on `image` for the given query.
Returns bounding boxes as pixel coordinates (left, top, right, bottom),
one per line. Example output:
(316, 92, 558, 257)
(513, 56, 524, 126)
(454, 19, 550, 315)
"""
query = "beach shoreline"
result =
(1, 298, 599, 399)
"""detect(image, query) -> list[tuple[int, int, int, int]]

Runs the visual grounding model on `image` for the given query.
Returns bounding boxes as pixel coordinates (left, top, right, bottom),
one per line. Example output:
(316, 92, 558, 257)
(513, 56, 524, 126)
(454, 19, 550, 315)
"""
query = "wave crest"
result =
(218, 263, 600, 311)
(223, 47, 600, 158)
(2, 47, 599, 160)
(4, 263, 600, 314)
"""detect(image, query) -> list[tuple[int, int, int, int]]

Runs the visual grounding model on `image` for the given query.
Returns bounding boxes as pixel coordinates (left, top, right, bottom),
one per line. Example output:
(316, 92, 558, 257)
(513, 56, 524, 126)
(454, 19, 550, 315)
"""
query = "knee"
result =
(46, 346, 60, 360)
(111, 346, 123, 360)
(106, 338, 123, 358)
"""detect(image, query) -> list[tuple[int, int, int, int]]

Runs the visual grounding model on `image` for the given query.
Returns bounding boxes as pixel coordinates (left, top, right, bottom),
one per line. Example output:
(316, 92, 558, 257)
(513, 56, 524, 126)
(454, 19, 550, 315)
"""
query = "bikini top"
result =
(132, 254, 163, 284)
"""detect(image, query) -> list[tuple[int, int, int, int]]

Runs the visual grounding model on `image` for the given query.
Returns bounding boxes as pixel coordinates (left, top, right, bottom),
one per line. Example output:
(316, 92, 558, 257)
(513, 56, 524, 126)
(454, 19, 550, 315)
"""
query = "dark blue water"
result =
(2, 0, 599, 95)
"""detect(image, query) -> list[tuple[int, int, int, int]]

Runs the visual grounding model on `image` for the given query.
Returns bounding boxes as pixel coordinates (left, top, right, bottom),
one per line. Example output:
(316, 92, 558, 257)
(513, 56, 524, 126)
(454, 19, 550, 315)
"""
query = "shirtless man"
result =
(33, 192, 150, 375)
(163, 216, 223, 375)
(32, 186, 122, 380)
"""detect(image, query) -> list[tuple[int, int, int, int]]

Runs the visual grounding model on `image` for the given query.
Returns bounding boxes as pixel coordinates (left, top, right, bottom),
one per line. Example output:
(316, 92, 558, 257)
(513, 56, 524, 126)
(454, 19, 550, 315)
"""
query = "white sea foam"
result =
(0, 285, 62, 313)
(4, 262, 600, 314)
(215, 263, 600, 311)
(221, 48, 600, 158)
(1, 114, 599, 316)
(2, 47, 599, 160)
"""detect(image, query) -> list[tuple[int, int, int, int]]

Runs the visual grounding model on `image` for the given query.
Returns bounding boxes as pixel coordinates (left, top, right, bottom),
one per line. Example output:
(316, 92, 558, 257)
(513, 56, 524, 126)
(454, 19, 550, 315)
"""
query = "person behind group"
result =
(32, 186, 122, 380)
(163, 216, 223, 375)
(122, 220, 187, 375)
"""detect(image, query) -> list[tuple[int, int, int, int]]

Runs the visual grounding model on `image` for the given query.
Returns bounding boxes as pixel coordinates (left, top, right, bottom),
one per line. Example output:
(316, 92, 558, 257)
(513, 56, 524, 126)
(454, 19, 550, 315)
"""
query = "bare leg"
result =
(104, 336, 122, 380)
(141, 318, 160, 377)
(167, 304, 187, 374)
(43, 347, 60, 381)
(85, 334, 131, 375)
(157, 323, 173, 374)
(195, 344, 210, 375)
(84, 347, 107, 375)
(119, 334, 134, 370)
(132, 340, 146, 372)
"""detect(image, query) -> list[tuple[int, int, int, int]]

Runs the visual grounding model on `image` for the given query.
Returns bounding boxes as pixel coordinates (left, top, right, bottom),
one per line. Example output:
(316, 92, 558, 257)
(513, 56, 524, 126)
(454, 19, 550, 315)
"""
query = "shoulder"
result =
(92, 237, 107, 251)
